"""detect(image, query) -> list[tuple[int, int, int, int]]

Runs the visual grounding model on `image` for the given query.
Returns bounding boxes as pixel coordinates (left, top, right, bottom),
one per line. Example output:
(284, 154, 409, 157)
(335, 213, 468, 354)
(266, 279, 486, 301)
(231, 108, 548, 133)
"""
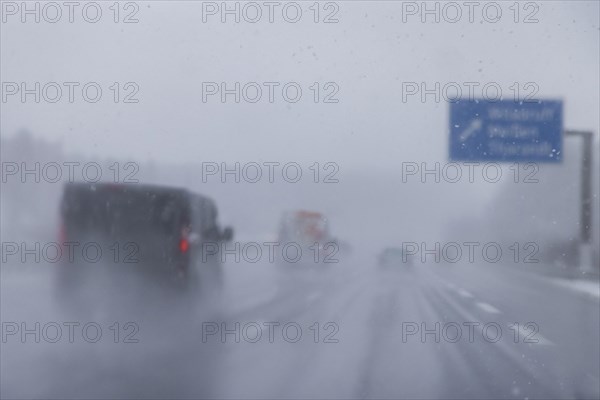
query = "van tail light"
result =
(179, 238, 189, 253)
(179, 226, 192, 253)
(58, 223, 67, 244)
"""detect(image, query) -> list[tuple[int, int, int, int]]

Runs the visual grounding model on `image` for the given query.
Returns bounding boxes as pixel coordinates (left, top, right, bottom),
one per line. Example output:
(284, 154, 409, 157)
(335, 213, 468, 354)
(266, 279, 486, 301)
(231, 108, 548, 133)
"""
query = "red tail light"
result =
(58, 223, 67, 244)
(179, 238, 189, 253)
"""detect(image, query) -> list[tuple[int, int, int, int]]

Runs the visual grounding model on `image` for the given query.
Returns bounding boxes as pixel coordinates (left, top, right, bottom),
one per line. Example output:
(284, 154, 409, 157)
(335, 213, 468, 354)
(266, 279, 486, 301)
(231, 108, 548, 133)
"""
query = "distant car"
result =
(378, 247, 412, 268)
(57, 182, 233, 289)
(277, 210, 337, 265)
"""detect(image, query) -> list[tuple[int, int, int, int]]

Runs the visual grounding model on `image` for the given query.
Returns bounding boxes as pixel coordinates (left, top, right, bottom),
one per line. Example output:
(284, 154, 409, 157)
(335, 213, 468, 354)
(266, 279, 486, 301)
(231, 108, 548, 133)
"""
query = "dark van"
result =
(57, 182, 233, 290)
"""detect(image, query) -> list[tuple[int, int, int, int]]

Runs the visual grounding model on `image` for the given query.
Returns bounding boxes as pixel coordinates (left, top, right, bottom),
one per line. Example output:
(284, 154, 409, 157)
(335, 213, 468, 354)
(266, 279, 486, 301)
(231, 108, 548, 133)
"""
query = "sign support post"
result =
(565, 130, 595, 273)
(450, 101, 597, 273)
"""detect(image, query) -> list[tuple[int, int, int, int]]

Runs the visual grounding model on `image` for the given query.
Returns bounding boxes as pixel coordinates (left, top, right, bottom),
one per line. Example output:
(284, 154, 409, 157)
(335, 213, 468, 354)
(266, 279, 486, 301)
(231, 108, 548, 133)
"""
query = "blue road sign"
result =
(450, 100, 563, 162)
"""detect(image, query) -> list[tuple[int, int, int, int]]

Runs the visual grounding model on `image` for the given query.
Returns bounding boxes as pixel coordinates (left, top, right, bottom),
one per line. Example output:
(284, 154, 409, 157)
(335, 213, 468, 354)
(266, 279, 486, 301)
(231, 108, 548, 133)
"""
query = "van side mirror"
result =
(222, 227, 233, 242)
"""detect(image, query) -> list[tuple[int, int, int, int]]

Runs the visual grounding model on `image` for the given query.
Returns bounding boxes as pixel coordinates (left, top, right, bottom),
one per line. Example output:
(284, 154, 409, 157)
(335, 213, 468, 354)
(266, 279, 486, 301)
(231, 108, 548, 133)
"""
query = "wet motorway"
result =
(2, 249, 598, 400)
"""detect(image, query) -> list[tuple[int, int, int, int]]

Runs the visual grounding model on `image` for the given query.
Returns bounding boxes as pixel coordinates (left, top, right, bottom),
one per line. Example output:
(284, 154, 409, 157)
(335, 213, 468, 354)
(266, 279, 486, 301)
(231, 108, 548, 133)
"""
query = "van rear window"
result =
(62, 185, 188, 234)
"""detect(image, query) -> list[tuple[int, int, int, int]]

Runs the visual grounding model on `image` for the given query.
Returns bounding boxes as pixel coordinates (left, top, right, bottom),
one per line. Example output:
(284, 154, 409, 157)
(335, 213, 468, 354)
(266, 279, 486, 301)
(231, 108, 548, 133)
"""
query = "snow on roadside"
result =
(547, 277, 600, 300)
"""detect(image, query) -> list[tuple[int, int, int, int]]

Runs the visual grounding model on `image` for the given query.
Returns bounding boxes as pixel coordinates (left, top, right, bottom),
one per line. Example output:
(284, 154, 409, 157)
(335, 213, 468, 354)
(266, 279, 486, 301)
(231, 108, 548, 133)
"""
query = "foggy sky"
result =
(2, 1, 599, 168)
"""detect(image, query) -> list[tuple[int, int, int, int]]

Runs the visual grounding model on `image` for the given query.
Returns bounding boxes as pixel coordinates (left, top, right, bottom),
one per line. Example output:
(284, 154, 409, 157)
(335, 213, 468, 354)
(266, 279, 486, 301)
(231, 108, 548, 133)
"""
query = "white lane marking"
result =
(476, 302, 501, 314)
(440, 289, 556, 347)
(547, 278, 600, 300)
(433, 275, 557, 348)
(513, 325, 555, 346)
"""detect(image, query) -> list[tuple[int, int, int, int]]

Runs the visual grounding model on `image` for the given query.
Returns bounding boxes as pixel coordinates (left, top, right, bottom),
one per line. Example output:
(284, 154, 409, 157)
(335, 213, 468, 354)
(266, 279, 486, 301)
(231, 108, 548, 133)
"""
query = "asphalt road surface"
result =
(2, 251, 599, 399)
